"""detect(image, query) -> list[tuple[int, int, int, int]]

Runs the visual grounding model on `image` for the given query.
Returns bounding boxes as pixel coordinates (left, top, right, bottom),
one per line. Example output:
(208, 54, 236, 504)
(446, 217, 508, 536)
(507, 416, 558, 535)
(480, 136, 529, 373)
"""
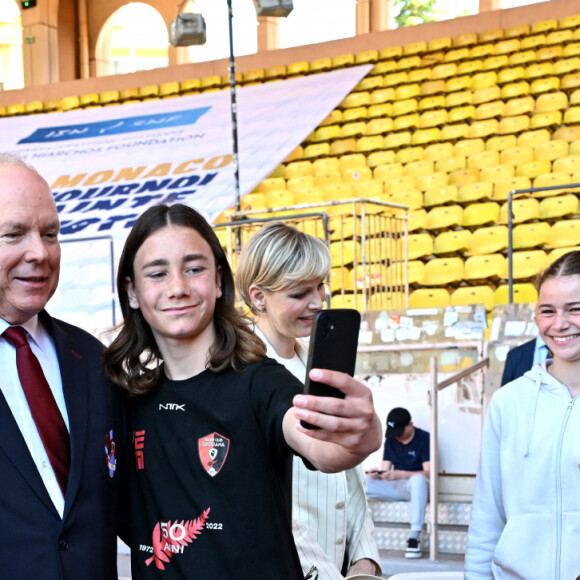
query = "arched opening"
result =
(0, 0, 23, 90)
(278, 0, 356, 49)
(95, 2, 168, 77)
(184, 0, 257, 63)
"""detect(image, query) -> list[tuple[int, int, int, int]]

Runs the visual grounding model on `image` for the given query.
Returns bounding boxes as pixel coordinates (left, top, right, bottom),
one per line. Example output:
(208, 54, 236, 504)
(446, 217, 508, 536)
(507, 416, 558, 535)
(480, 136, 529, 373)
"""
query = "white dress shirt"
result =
(0, 316, 69, 517)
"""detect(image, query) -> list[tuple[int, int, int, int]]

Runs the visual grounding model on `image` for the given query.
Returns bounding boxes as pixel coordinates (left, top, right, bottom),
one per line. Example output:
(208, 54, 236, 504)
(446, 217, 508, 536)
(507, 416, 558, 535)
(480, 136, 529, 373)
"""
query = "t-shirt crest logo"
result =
(198, 432, 230, 477)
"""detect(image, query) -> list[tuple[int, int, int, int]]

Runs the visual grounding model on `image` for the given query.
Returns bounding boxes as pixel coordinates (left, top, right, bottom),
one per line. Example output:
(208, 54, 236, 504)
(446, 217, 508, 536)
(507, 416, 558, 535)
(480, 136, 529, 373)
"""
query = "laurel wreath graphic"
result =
(146, 508, 211, 570)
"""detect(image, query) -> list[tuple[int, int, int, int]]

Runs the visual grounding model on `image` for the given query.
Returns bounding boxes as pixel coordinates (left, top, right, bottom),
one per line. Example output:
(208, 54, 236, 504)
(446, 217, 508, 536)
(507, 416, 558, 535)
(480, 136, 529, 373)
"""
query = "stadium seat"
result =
(494, 283, 538, 305)
(548, 220, 580, 248)
(521, 33, 547, 51)
(356, 50, 379, 65)
(433, 229, 472, 255)
(367, 101, 393, 118)
(389, 189, 423, 211)
(510, 250, 549, 279)
(386, 260, 426, 286)
(257, 177, 286, 193)
(395, 146, 424, 165)
(285, 161, 312, 180)
(467, 149, 500, 170)
(513, 222, 551, 249)
(486, 135, 518, 152)
(457, 181, 493, 204)
(407, 209, 429, 232)
(498, 115, 531, 135)
(403, 159, 434, 177)
(533, 172, 575, 197)
(501, 81, 531, 100)
(266, 190, 295, 209)
(468, 119, 499, 139)
(342, 166, 372, 183)
(481, 164, 516, 183)
(445, 89, 473, 108)
(539, 194, 579, 220)
(416, 171, 448, 191)
(287, 61, 309, 76)
(313, 172, 342, 187)
(561, 71, 580, 91)
(240, 192, 267, 212)
(462, 201, 500, 227)
(445, 76, 472, 93)
(310, 58, 332, 73)
(425, 205, 463, 230)
(367, 150, 396, 169)
(100, 90, 120, 105)
(495, 37, 521, 55)
(423, 257, 464, 286)
(352, 180, 384, 201)
(440, 123, 469, 142)
(516, 159, 552, 179)
(408, 233, 434, 260)
(468, 226, 509, 255)
(423, 185, 458, 207)
(435, 155, 467, 173)
(384, 132, 412, 150)
(409, 288, 450, 309)
(374, 163, 405, 183)
(464, 253, 506, 282)
(530, 110, 563, 130)
(505, 23, 531, 39)
(559, 14, 580, 29)
(448, 168, 481, 187)
(554, 155, 580, 174)
(423, 142, 454, 161)
(509, 49, 536, 67)
(448, 104, 476, 124)
(498, 65, 526, 85)
(329, 138, 357, 156)
(458, 61, 483, 76)
(451, 286, 495, 310)
(498, 197, 540, 224)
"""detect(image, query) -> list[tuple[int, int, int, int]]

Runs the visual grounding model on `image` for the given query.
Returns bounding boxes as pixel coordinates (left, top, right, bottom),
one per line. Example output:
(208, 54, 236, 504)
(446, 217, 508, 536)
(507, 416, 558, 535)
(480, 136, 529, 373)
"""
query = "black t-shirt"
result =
(382, 427, 430, 471)
(128, 358, 305, 580)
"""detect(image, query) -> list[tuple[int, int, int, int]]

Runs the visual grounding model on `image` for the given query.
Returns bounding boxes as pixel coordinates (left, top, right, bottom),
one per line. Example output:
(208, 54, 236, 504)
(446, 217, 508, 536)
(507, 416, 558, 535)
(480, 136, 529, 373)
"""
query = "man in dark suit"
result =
(500, 336, 549, 386)
(0, 154, 128, 580)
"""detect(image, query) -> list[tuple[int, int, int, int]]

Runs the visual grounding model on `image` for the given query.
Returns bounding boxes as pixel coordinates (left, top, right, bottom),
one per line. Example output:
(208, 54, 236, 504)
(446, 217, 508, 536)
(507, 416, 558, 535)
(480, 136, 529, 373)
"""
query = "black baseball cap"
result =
(385, 407, 411, 438)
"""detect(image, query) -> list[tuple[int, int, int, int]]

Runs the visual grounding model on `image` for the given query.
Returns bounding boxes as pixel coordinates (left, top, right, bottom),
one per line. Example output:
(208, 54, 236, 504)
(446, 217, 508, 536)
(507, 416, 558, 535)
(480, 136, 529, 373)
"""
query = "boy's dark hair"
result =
(104, 203, 265, 395)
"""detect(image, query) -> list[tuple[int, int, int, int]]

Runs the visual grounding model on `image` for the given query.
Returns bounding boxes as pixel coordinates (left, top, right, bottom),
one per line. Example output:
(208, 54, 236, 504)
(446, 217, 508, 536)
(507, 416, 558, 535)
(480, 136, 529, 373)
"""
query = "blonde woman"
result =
(237, 222, 382, 580)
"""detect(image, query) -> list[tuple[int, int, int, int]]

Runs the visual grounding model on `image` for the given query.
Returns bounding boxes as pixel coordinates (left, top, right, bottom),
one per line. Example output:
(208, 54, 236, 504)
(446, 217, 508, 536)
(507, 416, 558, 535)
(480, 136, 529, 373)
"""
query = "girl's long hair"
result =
(104, 204, 265, 395)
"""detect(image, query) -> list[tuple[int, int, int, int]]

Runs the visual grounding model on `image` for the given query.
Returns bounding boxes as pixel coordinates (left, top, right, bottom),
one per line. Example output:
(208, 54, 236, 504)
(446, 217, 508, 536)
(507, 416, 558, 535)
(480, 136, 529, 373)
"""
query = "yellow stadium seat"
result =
(448, 105, 476, 124)
(563, 106, 580, 125)
(266, 190, 295, 209)
(435, 155, 467, 173)
(329, 139, 357, 156)
(391, 98, 418, 117)
(445, 75, 472, 93)
(467, 226, 509, 255)
(511, 250, 549, 280)
(286, 175, 314, 191)
(356, 49, 379, 65)
(532, 19, 558, 34)
(448, 168, 481, 187)
(356, 135, 385, 153)
(384, 72, 408, 88)
(496, 38, 521, 55)
(342, 106, 368, 122)
(365, 118, 394, 137)
(412, 128, 441, 146)
(386, 260, 426, 286)
(408, 233, 435, 260)
(521, 33, 547, 51)
(372, 61, 397, 77)
(428, 37, 452, 52)
(402, 159, 434, 178)
(390, 189, 423, 211)
(423, 185, 458, 207)
(537, 45, 564, 62)
(533, 172, 575, 197)
(475, 100, 506, 121)
(464, 253, 506, 282)
(284, 146, 304, 163)
(548, 247, 580, 264)
(494, 283, 538, 305)
(500, 146, 534, 166)
(453, 31, 478, 47)
(313, 171, 342, 187)
(468, 119, 499, 139)
(561, 71, 580, 91)
(374, 163, 404, 183)
(355, 76, 383, 93)
(432, 62, 457, 81)
(498, 65, 526, 85)
(367, 150, 396, 168)
(398, 56, 422, 71)
(423, 257, 464, 286)
(467, 149, 500, 170)
(339, 153, 366, 172)
(312, 158, 339, 175)
(409, 68, 432, 84)
(240, 192, 267, 212)
(384, 175, 416, 195)
(486, 135, 518, 152)
(525, 61, 553, 80)
(342, 166, 372, 183)
(554, 155, 580, 174)
(287, 61, 309, 76)
(423, 142, 454, 160)
(501, 81, 531, 100)
(499, 197, 540, 224)
(384, 132, 412, 150)
(516, 159, 552, 179)
(445, 47, 470, 63)
(457, 181, 493, 204)
(310, 58, 332, 73)
(548, 220, 580, 248)
(446, 89, 473, 108)
(393, 113, 419, 132)
(454, 138, 485, 158)
(303, 143, 330, 159)
(462, 201, 500, 228)
(285, 161, 312, 180)
(513, 222, 551, 249)
(498, 115, 531, 136)
(481, 164, 516, 183)
(395, 146, 424, 165)
(24, 101, 44, 114)
(367, 102, 393, 118)
(257, 177, 286, 193)
(539, 194, 579, 221)
(418, 109, 448, 128)
(409, 288, 450, 309)
(440, 123, 469, 142)
(416, 171, 448, 191)
(426, 205, 463, 230)
(504, 95, 535, 117)
(553, 57, 580, 77)
(559, 14, 580, 29)
(530, 76, 561, 96)
(517, 128, 551, 148)
(341, 121, 366, 139)
(420, 79, 446, 97)
(451, 286, 495, 311)
(509, 49, 537, 67)
(530, 110, 563, 130)
(433, 229, 472, 255)
(484, 55, 510, 72)
(100, 90, 120, 105)
(534, 140, 569, 161)
(352, 180, 384, 200)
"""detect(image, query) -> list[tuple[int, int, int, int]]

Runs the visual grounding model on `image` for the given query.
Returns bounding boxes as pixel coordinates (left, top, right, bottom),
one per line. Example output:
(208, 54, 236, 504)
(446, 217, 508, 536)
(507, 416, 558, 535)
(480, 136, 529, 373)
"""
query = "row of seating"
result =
(329, 283, 538, 312)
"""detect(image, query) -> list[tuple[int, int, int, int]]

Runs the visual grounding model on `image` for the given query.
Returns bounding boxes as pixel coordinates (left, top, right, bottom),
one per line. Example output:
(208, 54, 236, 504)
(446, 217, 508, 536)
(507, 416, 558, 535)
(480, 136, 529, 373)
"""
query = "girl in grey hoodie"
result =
(465, 250, 580, 580)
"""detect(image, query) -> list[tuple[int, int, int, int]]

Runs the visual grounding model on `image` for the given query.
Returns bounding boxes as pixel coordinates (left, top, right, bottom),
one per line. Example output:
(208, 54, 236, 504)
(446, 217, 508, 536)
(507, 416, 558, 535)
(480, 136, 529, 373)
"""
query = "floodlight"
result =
(255, 0, 293, 18)
(170, 13, 207, 47)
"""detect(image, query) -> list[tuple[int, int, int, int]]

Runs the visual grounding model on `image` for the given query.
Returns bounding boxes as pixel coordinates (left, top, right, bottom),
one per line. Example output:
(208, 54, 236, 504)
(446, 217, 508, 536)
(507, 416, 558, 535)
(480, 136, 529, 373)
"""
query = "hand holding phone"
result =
(301, 309, 361, 429)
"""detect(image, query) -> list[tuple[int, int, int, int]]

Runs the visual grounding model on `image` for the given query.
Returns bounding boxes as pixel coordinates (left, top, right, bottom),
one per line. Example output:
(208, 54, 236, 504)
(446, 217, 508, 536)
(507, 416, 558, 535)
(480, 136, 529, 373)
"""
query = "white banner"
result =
(0, 65, 371, 332)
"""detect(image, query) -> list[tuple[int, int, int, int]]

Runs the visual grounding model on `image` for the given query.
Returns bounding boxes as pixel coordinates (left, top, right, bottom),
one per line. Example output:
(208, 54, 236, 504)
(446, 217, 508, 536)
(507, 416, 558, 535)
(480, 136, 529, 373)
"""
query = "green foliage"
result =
(394, 0, 438, 27)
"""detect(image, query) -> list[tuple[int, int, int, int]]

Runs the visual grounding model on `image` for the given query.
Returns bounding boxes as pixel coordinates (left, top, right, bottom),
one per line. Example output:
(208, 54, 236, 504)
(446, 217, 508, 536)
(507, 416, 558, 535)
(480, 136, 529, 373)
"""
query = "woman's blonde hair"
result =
(236, 222, 331, 314)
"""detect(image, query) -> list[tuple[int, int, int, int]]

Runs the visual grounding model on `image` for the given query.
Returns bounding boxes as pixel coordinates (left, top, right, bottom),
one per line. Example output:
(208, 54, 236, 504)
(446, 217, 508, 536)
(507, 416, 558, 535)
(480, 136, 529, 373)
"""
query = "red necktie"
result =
(3, 326, 70, 496)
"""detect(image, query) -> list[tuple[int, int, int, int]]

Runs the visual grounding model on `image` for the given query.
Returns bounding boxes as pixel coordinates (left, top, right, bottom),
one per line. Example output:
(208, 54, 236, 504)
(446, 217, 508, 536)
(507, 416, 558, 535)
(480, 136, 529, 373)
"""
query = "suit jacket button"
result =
(59, 538, 69, 550)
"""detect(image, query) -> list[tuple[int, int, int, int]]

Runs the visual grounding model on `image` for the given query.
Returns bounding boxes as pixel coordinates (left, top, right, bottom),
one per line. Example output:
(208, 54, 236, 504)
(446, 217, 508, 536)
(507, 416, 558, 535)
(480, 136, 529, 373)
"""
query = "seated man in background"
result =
(366, 407, 430, 560)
